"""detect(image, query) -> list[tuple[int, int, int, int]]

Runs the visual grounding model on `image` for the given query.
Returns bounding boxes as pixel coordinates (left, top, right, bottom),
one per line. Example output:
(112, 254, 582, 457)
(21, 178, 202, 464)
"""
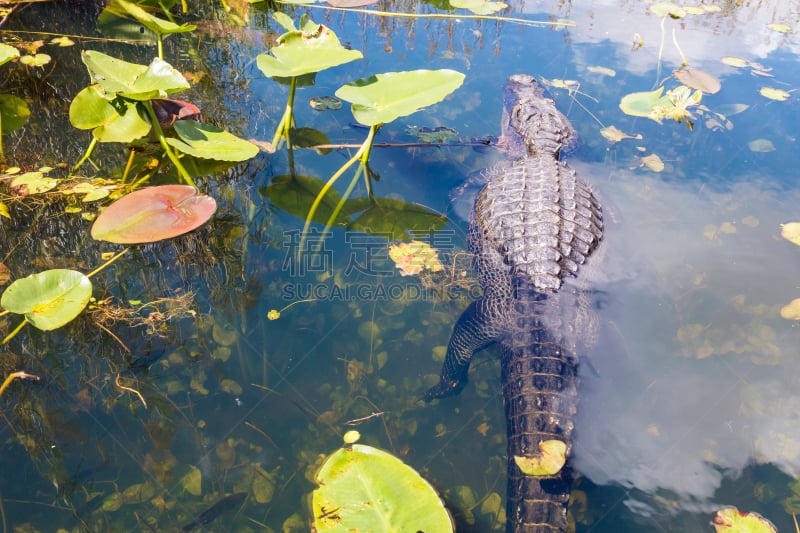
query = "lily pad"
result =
(0, 44, 19, 67)
(600, 125, 641, 143)
(747, 139, 775, 152)
(712, 507, 776, 533)
(449, 0, 507, 15)
(1, 269, 92, 331)
(336, 70, 465, 126)
(766, 23, 791, 33)
(81, 51, 189, 100)
(388, 241, 444, 276)
(674, 68, 720, 94)
(91, 185, 217, 244)
(0, 94, 31, 133)
(640, 153, 665, 172)
(587, 65, 616, 77)
(166, 120, 259, 162)
(619, 87, 668, 117)
(721, 56, 749, 68)
(312, 443, 453, 533)
(348, 198, 448, 240)
(781, 222, 800, 245)
(69, 85, 151, 143)
(513, 440, 567, 476)
(19, 54, 51, 67)
(256, 21, 363, 79)
(104, 0, 196, 37)
(10, 172, 57, 195)
(759, 87, 790, 101)
(780, 299, 800, 320)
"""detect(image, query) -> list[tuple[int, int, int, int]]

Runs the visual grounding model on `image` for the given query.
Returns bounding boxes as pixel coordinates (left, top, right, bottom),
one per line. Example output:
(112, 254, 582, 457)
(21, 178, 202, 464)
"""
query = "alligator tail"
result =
(502, 282, 578, 533)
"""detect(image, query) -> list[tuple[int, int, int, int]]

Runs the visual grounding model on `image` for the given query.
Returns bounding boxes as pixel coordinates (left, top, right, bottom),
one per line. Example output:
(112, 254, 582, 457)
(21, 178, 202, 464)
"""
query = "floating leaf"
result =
(312, 443, 453, 533)
(747, 139, 775, 152)
(104, 0, 196, 37)
(82, 51, 189, 100)
(0, 44, 20, 67)
(641, 153, 665, 172)
(19, 53, 51, 67)
(449, 0, 507, 15)
(388, 241, 443, 276)
(587, 65, 616, 77)
(600, 125, 641, 143)
(0, 269, 92, 331)
(0, 203, 9, 219)
(336, 69, 465, 126)
(309, 95, 342, 111)
(261, 175, 349, 226)
(91, 185, 217, 244)
(181, 466, 202, 496)
(759, 87, 790, 101)
(619, 87, 667, 117)
(766, 23, 791, 33)
(721, 56, 749, 68)
(256, 21, 363, 78)
(513, 440, 567, 476)
(781, 222, 800, 245)
(166, 120, 259, 162)
(348, 198, 448, 240)
(62, 182, 116, 202)
(10, 172, 57, 195)
(780, 299, 800, 320)
(651, 2, 686, 18)
(712, 507, 776, 533)
(0, 94, 31, 133)
(50, 36, 75, 47)
(674, 67, 721, 94)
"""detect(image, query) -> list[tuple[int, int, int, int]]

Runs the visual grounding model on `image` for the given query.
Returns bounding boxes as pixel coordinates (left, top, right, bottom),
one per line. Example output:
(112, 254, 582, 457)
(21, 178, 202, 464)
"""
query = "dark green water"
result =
(0, 1, 799, 531)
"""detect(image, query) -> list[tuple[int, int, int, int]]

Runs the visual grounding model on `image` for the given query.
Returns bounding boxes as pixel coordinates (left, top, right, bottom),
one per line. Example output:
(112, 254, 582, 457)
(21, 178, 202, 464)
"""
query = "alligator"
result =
(425, 74, 603, 532)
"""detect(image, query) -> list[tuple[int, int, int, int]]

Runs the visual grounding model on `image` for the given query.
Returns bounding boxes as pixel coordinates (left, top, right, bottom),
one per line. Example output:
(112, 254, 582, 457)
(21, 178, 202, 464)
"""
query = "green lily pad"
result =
(619, 87, 668, 117)
(69, 85, 151, 143)
(165, 120, 259, 162)
(0, 44, 19, 67)
(312, 443, 453, 533)
(104, 0, 196, 37)
(712, 507, 776, 533)
(450, 0, 507, 15)
(261, 175, 350, 226)
(10, 172, 57, 195)
(81, 51, 189, 100)
(91, 185, 217, 243)
(1, 269, 92, 331)
(347, 198, 448, 239)
(0, 94, 30, 133)
(19, 54, 51, 67)
(337, 70, 465, 126)
(256, 21, 363, 79)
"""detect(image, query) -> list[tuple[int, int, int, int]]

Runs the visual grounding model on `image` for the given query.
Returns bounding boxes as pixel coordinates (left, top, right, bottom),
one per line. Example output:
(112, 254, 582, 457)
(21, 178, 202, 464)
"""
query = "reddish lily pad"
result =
(91, 185, 217, 243)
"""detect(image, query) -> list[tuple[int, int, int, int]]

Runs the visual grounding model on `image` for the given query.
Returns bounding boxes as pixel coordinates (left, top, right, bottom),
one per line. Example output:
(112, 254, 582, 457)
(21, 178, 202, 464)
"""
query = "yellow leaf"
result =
(0, 202, 9, 219)
(181, 466, 202, 496)
(781, 222, 800, 245)
(759, 87, 790, 101)
(721, 56, 749, 68)
(388, 241, 443, 277)
(600, 125, 642, 143)
(587, 66, 616, 77)
(780, 299, 800, 320)
(767, 23, 791, 33)
(641, 153, 665, 172)
(514, 440, 567, 476)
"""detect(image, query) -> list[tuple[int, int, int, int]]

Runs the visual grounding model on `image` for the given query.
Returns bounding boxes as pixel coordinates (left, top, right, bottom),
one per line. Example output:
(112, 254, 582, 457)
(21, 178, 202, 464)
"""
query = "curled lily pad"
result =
(81, 51, 189, 100)
(514, 440, 567, 476)
(1, 269, 92, 331)
(91, 185, 217, 244)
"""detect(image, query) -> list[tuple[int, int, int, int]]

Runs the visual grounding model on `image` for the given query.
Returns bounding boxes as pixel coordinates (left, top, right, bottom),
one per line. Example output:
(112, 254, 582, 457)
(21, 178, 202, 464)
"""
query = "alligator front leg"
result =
(424, 294, 506, 401)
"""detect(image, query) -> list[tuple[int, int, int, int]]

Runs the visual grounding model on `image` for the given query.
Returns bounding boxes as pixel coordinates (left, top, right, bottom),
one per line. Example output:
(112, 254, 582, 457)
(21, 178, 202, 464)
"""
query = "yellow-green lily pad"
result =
(759, 87, 790, 101)
(1, 269, 92, 331)
(513, 440, 567, 476)
(712, 507, 776, 533)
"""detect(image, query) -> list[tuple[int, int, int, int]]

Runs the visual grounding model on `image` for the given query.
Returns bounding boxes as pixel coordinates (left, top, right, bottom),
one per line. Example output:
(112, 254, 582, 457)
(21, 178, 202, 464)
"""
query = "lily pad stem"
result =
(70, 137, 98, 178)
(0, 370, 39, 398)
(87, 247, 129, 279)
(120, 148, 137, 185)
(143, 101, 196, 189)
(271, 76, 298, 150)
(298, 125, 375, 260)
(2, 317, 28, 344)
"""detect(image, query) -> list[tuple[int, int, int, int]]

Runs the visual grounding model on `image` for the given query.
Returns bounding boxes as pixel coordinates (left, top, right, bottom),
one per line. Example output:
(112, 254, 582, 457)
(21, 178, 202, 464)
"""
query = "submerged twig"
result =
(0, 371, 39, 398)
(115, 374, 147, 409)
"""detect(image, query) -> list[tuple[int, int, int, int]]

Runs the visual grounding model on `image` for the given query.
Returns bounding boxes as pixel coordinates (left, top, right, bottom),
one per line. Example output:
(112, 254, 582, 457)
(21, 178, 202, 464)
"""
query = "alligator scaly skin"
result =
(426, 74, 603, 532)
